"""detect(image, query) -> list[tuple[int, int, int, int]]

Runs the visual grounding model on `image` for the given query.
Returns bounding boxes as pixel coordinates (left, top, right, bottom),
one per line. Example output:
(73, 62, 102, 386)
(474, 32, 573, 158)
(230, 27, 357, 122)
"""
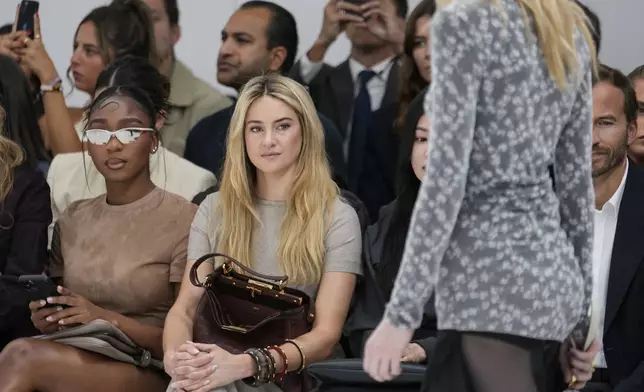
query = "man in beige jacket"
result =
(144, 0, 232, 156)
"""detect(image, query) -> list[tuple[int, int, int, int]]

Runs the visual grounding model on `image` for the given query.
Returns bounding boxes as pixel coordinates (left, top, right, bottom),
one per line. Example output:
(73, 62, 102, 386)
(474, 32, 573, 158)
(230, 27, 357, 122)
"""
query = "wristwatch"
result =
(41, 77, 63, 93)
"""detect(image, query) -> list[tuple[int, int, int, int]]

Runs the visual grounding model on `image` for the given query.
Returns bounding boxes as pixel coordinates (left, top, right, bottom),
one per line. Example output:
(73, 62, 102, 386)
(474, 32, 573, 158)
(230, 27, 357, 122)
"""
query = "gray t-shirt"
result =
(188, 192, 363, 299)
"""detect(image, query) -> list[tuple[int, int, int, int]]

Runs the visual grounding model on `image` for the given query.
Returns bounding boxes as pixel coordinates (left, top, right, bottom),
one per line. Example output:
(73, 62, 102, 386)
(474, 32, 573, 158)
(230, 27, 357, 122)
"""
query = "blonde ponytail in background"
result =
(436, 0, 597, 89)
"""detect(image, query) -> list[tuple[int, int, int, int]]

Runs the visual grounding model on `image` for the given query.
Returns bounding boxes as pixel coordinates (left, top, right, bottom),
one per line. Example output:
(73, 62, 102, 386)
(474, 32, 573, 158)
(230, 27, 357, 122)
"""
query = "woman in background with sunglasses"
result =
(0, 82, 196, 391)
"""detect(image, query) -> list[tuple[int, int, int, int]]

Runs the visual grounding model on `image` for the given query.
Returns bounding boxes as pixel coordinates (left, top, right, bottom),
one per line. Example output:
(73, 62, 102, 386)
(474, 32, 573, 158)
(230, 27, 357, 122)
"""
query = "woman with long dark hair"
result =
(360, 0, 436, 221)
(394, 0, 436, 134)
(0, 55, 50, 170)
(364, 0, 597, 390)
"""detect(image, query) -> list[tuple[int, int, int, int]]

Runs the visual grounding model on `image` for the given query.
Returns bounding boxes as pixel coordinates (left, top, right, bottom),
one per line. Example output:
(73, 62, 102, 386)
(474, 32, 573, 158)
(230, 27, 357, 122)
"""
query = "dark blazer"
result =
(184, 105, 348, 189)
(600, 162, 644, 391)
(0, 165, 51, 275)
(548, 162, 644, 391)
(0, 164, 52, 348)
(290, 58, 401, 139)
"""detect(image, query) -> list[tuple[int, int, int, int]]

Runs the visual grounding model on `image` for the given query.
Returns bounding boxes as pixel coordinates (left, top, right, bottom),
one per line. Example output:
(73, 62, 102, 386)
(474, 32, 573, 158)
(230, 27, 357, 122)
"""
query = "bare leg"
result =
(0, 338, 169, 392)
(461, 333, 539, 392)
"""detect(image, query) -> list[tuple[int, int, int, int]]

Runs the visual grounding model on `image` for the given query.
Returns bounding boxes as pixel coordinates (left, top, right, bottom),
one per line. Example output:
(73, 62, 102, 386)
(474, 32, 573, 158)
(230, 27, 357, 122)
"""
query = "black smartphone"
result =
(15, 0, 39, 39)
(18, 274, 63, 309)
(344, 0, 366, 18)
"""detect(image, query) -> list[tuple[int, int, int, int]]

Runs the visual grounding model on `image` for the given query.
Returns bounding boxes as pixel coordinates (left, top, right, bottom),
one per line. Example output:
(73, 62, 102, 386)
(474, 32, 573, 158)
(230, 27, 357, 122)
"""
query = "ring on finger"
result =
(34, 34, 41, 40)
(568, 375, 577, 388)
(23, 37, 30, 45)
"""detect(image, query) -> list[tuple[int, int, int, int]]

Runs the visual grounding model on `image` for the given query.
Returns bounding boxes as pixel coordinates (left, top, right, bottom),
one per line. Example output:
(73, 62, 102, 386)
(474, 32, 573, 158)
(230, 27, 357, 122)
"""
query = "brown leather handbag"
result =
(190, 253, 316, 391)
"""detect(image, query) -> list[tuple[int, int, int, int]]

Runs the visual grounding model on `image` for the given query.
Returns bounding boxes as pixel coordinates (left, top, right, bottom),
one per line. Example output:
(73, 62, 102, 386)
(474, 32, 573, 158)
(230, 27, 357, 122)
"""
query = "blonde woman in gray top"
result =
(363, 0, 597, 391)
(163, 74, 362, 391)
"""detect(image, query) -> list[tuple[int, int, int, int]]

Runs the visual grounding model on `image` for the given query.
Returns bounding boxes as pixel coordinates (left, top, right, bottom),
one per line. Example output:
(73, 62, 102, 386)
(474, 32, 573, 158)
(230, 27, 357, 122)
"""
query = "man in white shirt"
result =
(583, 64, 644, 392)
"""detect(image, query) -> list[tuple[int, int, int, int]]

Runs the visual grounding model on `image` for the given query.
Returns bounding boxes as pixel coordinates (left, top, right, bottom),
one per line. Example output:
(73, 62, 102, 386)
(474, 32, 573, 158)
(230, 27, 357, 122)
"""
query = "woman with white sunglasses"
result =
(0, 82, 197, 391)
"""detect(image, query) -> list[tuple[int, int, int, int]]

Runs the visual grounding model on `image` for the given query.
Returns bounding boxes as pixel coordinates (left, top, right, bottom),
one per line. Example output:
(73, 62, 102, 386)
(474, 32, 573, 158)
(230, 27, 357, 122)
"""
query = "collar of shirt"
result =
(596, 160, 629, 214)
(348, 56, 396, 85)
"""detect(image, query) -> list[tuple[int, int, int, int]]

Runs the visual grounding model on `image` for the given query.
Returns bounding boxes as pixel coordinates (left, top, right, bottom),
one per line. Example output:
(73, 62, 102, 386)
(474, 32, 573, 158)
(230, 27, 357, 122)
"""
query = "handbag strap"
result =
(190, 253, 289, 287)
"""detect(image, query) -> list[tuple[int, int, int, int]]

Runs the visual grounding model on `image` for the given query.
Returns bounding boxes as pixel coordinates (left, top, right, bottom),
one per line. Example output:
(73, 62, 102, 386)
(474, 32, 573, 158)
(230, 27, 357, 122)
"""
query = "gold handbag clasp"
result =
(248, 286, 262, 298)
(222, 262, 233, 275)
(221, 325, 248, 334)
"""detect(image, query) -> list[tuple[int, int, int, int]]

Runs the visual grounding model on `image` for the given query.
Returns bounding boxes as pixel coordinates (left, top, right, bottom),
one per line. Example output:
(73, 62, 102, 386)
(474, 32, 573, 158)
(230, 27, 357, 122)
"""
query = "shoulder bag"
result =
(190, 252, 316, 392)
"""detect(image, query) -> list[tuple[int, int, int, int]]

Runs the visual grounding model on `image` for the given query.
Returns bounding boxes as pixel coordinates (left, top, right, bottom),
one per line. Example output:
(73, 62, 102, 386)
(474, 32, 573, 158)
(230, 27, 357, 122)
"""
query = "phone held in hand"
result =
(344, 0, 367, 18)
(15, 0, 39, 39)
(18, 274, 63, 309)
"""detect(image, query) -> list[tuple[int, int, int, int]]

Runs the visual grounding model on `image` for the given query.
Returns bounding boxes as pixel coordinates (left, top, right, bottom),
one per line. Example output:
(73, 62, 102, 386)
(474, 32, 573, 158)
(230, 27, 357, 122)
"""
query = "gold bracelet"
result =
(284, 339, 306, 373)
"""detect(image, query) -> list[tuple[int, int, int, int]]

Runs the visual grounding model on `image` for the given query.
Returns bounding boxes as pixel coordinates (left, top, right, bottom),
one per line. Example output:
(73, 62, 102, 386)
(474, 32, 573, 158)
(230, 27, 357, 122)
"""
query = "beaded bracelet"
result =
(242, 348, 269, 387)
(268, 345, 288, 382)
(258, 347, 277, 382)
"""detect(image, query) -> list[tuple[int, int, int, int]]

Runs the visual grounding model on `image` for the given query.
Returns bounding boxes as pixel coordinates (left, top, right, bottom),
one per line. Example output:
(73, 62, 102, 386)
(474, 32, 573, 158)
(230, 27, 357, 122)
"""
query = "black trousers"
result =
(421, 330, 563, 392)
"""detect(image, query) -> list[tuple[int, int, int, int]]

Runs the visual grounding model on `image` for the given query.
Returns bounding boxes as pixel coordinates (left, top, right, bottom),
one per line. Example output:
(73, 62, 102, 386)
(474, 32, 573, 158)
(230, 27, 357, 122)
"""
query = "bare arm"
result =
(163, 259, 208, 357)
(268, 272, 357, 373)
(40, 89, 83, 154)
(101, 304, 170, 360)
(15, 15, 82, 154)
(163, 198, 212, 359)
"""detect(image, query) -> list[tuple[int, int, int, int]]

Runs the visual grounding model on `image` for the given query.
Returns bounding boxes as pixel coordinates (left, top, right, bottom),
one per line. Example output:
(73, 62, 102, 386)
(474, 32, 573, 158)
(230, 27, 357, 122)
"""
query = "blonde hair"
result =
(216, 74, 339, 285)
(0, 106, 25, 202)
(437, 0, 597, 89)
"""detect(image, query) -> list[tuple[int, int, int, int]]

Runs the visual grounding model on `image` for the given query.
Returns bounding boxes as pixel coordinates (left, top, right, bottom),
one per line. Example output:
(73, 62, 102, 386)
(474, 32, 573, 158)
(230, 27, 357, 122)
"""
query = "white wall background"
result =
(0, 0, 641, 107)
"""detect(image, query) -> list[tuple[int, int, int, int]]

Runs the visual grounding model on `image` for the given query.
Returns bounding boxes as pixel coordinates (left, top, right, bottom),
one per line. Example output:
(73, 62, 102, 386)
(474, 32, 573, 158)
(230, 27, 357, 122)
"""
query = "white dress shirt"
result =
(298, 54, 396, 156)
(592, 160, 629, 368)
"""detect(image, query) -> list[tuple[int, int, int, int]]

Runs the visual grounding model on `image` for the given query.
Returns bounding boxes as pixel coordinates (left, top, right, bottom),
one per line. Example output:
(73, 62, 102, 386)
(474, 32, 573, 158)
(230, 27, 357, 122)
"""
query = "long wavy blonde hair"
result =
(437, 0, 597, 89)
(216, 74, 339, 285)
(0, 105, 25, 202)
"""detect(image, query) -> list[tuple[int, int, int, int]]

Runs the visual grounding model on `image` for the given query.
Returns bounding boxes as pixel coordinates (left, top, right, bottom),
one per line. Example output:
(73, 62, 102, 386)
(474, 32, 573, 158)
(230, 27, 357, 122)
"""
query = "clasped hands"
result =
(165, 342, 251, 392)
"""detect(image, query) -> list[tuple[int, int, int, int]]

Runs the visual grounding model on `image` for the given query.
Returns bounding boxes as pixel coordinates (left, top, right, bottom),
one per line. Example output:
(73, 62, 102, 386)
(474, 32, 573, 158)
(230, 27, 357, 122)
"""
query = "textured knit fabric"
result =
(50, 188, 197, 327)
(384, 0, 594, 342)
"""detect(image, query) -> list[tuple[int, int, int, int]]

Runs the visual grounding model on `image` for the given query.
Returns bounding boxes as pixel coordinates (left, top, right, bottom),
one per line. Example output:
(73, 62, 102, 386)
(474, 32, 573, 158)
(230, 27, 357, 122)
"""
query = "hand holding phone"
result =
(20, 274, 64, 334)
(14, 1, 40, 39)
(343, 0, 367, 17)
(318, 0, 365, 46)
(18, 274, 61, 307)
